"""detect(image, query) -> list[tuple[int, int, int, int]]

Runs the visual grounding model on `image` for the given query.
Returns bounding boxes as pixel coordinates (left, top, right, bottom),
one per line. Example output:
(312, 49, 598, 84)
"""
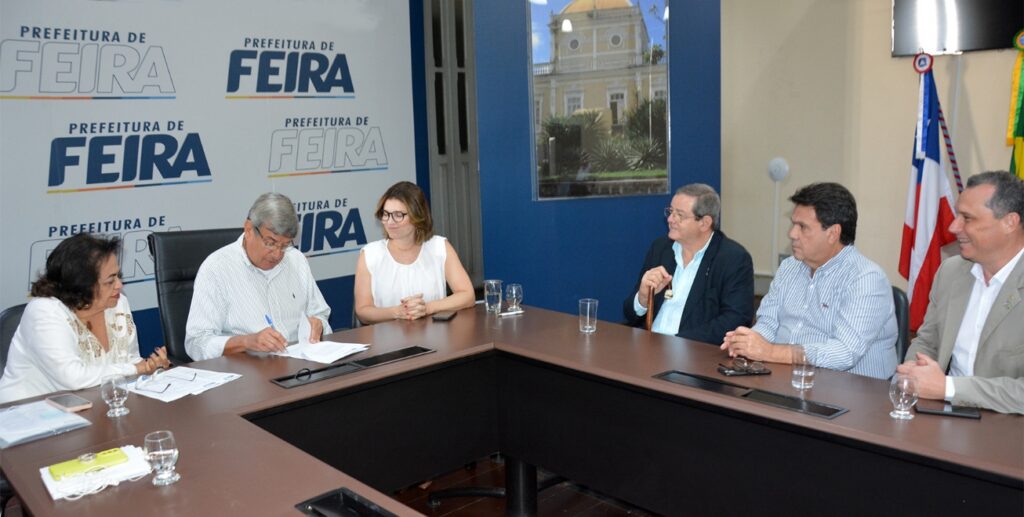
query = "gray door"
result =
(424, 0, 483, 286)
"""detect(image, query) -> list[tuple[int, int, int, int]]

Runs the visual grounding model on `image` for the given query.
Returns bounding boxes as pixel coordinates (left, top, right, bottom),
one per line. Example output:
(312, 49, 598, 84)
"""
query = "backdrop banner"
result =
(0, 0, 414, 315)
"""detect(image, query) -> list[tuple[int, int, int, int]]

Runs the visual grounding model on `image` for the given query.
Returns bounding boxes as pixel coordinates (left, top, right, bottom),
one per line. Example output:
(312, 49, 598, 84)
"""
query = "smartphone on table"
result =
(432, 311, 457, 321)
(915, 402, 981, 419)
(46, 393, 93, 412)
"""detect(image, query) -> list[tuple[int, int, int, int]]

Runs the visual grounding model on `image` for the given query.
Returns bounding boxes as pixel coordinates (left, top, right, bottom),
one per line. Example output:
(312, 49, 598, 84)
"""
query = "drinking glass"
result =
(144, 430, 181, 486)
(578, 298, 598, 333)
(484, 279, 502, 313)
(889, 374, 918, 420)
(100, 375, 129, 418)
(506, 284, 523, 311)
(790, 345, 815, 390)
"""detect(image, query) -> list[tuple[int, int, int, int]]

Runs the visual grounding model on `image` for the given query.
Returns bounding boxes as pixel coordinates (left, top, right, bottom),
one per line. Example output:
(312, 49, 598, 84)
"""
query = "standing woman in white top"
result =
(0, 233, 170, 404)
(355, 181, 475, 323)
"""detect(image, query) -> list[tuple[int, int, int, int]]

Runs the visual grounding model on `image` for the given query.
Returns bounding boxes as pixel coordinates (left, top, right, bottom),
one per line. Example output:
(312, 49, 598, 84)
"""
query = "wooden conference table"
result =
(1, 305, 1021, 516)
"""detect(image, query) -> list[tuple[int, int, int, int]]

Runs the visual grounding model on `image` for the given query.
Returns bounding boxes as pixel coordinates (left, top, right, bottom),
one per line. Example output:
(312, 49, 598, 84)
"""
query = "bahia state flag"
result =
(899, 70, 956, 332)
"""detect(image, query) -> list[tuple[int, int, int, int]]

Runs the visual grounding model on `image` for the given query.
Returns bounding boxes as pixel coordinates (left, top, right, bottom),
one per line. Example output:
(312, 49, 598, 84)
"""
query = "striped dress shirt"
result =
(753, 245, 897, 379)
(185, 235, 331, 361)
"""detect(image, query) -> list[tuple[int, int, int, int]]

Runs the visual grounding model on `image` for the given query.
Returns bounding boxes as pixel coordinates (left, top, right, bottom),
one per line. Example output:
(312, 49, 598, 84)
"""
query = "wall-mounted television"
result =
(892, 0, 1024, 56)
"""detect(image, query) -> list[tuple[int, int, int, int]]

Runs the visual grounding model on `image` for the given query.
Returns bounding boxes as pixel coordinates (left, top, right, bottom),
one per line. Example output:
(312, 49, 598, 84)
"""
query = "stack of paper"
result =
(0, 401, 91, 449)
(128, 367, 242, 403)
(40, 445, 151, 500)
(272, 342, 369, 364)
(256, 317, 369, 363)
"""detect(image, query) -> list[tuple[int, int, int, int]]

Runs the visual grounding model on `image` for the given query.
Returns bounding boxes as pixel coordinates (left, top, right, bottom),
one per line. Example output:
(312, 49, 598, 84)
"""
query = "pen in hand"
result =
(259, 314, 287, 352)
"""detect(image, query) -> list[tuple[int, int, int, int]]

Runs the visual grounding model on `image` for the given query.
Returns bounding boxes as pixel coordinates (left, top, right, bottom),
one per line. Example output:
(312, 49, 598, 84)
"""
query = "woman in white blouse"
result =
(354, 181, 475, 324)
(0, 233, 169, 404)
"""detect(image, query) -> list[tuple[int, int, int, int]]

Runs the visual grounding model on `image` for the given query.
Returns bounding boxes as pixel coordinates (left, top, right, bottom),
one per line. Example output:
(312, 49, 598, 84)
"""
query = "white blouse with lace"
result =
(0, 296, 142, 404)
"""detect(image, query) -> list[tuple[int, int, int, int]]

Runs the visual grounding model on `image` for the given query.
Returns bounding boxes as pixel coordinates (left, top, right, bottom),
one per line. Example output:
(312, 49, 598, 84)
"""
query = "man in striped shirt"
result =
(185, 193, 332, 361)
(721, 183, 898, 379)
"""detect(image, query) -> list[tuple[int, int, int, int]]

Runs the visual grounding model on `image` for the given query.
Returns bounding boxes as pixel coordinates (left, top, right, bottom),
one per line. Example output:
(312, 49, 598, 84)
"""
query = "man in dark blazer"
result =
(623, 184, 754, 344)
(898, 171, 1024, 414)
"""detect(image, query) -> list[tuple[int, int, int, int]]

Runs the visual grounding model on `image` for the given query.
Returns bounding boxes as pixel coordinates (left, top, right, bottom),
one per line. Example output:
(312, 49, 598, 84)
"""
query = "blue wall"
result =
(474, 1, 722, 321)
(409, 0, 431, 197)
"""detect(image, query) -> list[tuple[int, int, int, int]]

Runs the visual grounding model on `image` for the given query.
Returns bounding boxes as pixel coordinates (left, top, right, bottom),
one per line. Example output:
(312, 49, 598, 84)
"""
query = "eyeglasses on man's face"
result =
(380, 210, 408, 223)
(664, 207, 700, 221)
(252, 225, 294, 252)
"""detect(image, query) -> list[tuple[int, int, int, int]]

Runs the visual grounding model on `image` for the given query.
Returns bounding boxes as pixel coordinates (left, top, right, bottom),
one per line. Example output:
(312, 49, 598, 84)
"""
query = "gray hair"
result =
(248, 192, 298, 238)
(674, 183, 721, 230)
(966, 171, 1024, 223)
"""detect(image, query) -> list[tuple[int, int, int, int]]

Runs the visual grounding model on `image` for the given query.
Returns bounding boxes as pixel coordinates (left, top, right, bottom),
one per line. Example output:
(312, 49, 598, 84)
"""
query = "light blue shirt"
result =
(634, 234, 712, 336)
(753, 245, 898, 379)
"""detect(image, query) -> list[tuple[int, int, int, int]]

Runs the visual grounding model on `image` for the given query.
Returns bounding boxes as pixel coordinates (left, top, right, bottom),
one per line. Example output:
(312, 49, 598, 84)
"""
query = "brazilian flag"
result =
(1010, 30, 1024, 178)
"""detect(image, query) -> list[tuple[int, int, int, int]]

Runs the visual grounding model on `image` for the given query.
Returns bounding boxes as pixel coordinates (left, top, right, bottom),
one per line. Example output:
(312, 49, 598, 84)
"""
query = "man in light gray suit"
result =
(898, 171, 1024, 414)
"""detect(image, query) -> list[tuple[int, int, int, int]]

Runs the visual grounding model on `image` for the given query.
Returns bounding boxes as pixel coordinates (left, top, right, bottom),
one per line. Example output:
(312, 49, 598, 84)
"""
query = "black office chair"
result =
(0, 302, 26, 511)
(0, 303, 27, 375)
(148, 229, 241, 364)
(892, 286, 910, 363)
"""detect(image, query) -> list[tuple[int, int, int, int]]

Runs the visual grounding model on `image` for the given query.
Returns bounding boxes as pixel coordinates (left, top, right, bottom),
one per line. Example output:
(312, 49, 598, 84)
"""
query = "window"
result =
(565, 93, 582, 116)
(530, 1, 669, 199)
(608, 90, 625, 126)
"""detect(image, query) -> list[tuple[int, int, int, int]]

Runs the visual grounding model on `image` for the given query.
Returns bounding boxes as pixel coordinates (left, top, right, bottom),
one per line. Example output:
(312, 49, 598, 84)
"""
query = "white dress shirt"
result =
(0, 296, 141, 404)
(945, 248, 1024, 399)
(185, 235, 331, 361)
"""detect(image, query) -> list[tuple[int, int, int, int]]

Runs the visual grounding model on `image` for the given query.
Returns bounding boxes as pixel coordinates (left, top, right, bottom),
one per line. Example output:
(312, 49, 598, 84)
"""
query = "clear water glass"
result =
(506, 283, 523, 311)
(578, 298, 598, 333)
(790, 345, 815, 390)
(889, 374, 918, 420)
(100, 375, 129, 418)
(144, 430, 181, 486)
(484, 279, 502, 313)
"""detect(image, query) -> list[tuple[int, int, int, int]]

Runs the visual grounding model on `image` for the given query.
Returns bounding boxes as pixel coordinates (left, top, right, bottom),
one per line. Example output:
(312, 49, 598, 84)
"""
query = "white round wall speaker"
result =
(768, 157, 789, 183)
